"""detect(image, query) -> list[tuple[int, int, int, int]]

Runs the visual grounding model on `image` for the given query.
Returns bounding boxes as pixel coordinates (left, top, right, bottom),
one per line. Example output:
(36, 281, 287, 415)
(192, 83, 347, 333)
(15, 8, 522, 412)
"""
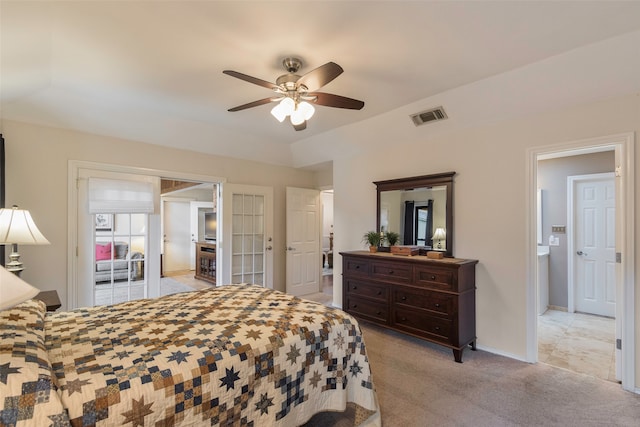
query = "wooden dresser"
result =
(341, 251, 478, 362)
(195, 242, 216, 284)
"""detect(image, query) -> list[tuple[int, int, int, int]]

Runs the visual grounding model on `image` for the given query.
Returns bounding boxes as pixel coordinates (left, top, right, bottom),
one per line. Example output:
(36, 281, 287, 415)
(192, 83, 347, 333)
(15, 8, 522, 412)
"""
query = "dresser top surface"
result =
(340, 250, 478, 265)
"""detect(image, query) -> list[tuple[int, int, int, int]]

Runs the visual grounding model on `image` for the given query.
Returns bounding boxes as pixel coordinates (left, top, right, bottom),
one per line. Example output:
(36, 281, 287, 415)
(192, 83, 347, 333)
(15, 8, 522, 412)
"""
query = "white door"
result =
(162, 200, 191, 273)
(220, 183, 273, 288)
(572, 173, 616, 317)
(286, 187, 320, 296)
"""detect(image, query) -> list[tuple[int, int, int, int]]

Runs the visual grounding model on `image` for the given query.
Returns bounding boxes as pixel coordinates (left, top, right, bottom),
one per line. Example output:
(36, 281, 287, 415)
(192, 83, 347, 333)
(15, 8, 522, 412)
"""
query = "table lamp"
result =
(432, 227, 446, 249)
(0, 205, 50, 276)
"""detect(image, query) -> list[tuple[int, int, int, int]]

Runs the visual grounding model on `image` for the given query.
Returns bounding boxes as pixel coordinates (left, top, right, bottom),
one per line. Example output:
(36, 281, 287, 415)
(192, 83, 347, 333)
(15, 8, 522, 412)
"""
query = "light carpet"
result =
(306, 321, 640, 426)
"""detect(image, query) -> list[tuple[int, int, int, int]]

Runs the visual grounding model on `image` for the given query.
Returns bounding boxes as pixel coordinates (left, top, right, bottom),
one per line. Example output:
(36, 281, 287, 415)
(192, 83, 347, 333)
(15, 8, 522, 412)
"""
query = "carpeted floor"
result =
(306, 321, 640, 426)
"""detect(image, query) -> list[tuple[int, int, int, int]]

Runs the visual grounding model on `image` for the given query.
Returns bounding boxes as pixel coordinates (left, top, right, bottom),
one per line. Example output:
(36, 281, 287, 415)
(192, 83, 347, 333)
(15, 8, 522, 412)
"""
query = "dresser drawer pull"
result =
(434, 303, 441, 308)
(376, 311, 382, 315)
(401, 296, 407, 301)
(355, 265, 360, 269)
(352, 286, 358, 290)
(377, 291, 382, 295)
(434, 326, 440, 331)
(388, 270, 394, 274)
(430, 275, 436, 280)
(401, 317, 407, 321)
(352, 304, 358, 308)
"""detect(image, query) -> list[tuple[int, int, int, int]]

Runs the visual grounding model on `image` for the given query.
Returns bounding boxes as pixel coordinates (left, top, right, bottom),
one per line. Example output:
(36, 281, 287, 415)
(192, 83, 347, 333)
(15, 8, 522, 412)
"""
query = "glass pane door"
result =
(94, 213, 148, 305)
(231, 193, 264, 285)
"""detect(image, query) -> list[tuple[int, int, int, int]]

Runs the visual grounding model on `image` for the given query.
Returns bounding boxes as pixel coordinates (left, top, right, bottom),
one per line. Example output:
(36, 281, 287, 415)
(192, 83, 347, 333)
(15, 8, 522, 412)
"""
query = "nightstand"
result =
(35, 290, 61, 312)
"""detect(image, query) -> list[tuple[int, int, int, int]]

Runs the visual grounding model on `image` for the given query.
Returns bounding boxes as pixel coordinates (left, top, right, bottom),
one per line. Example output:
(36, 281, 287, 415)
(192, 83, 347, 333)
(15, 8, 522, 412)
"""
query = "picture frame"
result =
(95, 213, 113, 231)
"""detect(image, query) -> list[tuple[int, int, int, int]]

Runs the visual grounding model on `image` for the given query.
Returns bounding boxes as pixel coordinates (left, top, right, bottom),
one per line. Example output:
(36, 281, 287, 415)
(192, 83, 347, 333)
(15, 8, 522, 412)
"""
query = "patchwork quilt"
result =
(1, 285, 380, 426)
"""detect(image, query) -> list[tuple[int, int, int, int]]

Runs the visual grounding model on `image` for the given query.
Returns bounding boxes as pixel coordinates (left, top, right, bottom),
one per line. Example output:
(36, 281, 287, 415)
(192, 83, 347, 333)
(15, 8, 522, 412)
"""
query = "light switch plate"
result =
(549, 235, 560, 246)
(551, 225, 566, 233)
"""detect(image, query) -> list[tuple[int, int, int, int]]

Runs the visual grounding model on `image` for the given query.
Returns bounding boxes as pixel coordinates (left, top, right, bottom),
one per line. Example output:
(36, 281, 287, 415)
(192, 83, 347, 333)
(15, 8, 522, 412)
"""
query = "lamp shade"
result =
(0, 206, 50, 245)
(0, 264, 39, 310)
(432, 227, 446, 240)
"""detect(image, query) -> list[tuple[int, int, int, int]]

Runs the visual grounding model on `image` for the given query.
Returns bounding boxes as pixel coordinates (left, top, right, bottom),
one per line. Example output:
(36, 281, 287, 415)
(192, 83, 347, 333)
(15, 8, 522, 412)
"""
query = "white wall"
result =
(3, 120, 316, 306)
(332, 92, 639, 369)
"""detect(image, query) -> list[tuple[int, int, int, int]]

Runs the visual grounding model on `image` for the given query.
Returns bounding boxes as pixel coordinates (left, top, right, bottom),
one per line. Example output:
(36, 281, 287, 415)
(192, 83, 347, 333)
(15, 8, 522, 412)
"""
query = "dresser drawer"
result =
(414, 266, 455, 291)
(371, 261, 411, 284)
(394, 308, 452, 343)
(394, 288, 454, 317)
(345, 296, 389, 324)
(344, 258, 370, 276)
(345, 279, 388, 301)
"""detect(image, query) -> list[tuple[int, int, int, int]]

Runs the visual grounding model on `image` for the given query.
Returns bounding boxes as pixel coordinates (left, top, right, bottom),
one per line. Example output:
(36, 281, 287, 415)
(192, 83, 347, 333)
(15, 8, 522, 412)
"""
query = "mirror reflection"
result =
(379, 185, 447, 250)
(375, 172, 454, 257)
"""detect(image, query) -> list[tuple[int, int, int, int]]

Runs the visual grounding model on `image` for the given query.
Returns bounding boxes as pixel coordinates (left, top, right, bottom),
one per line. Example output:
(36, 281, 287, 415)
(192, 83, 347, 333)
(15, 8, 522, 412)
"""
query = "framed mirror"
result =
(375, 172, 455, 257)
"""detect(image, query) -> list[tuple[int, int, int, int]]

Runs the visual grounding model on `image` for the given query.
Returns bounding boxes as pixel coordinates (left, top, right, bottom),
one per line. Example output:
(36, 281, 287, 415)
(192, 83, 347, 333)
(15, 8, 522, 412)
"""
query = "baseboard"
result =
(474, 344, 528, 363)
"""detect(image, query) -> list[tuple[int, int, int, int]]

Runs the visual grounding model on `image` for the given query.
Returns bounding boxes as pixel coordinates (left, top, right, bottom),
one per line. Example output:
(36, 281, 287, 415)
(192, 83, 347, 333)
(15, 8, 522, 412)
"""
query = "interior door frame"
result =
(68, 160, 225, 308)
(567, 172, 615, 315)
(525, 132, 634, 392)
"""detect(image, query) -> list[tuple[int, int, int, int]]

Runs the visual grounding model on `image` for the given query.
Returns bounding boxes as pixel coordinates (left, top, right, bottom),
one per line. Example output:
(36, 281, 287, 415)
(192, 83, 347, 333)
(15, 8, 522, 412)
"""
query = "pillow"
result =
(95, 243, 112, 261)
(113, 242, 128, 259)
(0, 299, 70, 425)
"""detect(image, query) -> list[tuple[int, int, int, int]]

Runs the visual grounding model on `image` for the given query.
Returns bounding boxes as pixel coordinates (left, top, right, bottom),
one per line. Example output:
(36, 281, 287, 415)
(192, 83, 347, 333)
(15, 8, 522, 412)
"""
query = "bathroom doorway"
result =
(537, 149, 616, 382)
(527, 133, 635, 391)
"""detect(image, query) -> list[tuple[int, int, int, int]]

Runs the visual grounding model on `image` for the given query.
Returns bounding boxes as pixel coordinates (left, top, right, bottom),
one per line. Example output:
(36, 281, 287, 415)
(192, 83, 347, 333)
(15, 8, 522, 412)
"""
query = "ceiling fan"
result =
(223, 58, 364, 131)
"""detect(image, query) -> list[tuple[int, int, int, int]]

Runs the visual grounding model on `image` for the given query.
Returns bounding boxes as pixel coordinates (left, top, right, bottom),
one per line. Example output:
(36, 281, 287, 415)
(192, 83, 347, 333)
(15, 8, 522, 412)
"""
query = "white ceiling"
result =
(2, 1, 640, 167)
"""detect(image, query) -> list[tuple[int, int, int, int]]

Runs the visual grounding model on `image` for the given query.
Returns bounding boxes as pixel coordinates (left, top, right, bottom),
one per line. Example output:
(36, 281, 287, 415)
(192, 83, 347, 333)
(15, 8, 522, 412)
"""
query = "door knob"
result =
(266, 245, 273, 251)
(577, 250, 588, 256)
(287, 246, 295, 251)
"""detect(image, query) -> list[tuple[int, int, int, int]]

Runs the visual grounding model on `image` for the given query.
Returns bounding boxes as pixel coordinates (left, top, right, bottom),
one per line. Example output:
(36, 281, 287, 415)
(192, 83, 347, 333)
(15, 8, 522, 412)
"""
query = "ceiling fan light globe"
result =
(280, 97, 295, 113)
(270, 104, 288, 122)
(290, 110, 305, 126)
(298, 101, 315, 120)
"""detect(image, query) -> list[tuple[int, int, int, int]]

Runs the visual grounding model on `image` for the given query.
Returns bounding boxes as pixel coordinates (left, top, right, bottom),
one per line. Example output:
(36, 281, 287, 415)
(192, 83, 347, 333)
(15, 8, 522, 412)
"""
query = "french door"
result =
(220, 183, 273, 288)
(75, 169, 159, 308)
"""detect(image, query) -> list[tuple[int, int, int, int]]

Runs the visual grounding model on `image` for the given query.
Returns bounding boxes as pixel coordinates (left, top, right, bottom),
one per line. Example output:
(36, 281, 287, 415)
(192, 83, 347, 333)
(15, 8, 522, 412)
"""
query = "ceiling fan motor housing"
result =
(276, 74, 301, 91)
(282, 57, 302, 73)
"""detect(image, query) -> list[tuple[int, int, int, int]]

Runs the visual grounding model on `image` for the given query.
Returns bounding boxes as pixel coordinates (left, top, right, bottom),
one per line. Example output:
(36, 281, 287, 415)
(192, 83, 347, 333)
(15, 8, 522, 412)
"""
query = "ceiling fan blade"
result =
(309, 92, 365, 110)
(296, 62, 343, 92)
(293, 121, 307, 131)
(228, 97, 274, 112)
(223, 70, 278, 90)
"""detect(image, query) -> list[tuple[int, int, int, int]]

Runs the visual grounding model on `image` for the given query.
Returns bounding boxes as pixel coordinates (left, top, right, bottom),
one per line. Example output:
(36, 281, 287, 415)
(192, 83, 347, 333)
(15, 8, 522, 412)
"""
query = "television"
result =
(204, 212, 217, 241)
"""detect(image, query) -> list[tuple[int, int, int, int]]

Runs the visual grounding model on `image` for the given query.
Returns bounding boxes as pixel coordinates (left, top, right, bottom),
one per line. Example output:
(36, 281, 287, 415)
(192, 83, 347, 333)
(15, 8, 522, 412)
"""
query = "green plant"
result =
(385, 231, 400, 246)
(362, 231, 382, 247)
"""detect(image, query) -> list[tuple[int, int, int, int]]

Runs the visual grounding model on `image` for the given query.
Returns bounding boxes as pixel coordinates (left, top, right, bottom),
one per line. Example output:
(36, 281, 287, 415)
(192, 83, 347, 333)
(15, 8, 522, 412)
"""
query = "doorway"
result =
(68, 162, 228, 308)
(160, 181, 217, 276)
(527, 132, 635, 392)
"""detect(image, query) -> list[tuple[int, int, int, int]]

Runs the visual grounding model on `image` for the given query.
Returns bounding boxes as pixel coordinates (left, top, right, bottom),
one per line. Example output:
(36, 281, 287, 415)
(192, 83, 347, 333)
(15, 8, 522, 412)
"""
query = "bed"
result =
(0, 284, 380, 426)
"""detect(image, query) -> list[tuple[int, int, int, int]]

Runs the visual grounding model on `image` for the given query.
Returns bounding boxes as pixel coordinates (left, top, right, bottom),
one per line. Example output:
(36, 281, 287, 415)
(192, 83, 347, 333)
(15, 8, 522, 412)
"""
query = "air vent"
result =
(410, 106, 448, 126)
